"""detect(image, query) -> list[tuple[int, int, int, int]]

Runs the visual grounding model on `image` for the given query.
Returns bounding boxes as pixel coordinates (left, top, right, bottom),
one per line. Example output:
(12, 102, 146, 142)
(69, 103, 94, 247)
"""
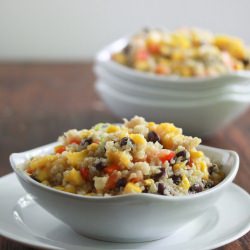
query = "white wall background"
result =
(0, 0, 249, 61)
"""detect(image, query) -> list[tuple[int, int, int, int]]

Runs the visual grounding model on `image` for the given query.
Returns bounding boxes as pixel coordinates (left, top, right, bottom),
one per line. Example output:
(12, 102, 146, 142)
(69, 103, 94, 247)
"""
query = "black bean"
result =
(120, 137, 134, 148)
(147, 131, 160, 143)
(208, 164, 216, 175)
(204, 181, 214, 189)
(142, 186, 149, 193)
(116, 178, 127, 188)
(152, 168, 165, 181)
(189, 184, 203, 193)
(123, 44, 131, 54)
(171, 175, 182, 185)
(31, 175, 41, 183)
(157, 183, 165, 195)
(176, 150, 187, 159)
(95, 162, 106, 171)
(242, 58, 250, 67)
(80, 138, 92, 148)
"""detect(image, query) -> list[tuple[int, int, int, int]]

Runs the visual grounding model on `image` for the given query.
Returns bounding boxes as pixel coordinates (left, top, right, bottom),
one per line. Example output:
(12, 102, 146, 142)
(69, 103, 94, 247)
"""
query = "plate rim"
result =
(0, 173, 249, 250)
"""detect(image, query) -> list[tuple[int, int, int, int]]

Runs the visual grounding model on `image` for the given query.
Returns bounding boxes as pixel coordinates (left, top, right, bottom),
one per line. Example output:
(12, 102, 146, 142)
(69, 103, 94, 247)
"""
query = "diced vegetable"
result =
(54, 145, 66, 154)
(124, 182, 142, 193)
(105, 173, 118, 190)
(80, 167, 90, 181)
(159, 151, 175, 163)
(104, 165, 120, 175)
(64, 168, 84, 186)
(66, 151, 87, 167)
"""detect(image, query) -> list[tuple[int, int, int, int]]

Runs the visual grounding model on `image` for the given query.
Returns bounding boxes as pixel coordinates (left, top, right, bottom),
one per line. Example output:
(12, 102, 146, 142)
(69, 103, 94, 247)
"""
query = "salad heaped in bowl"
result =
(25, 116, 225, 197)
(112, 28, 250, 77)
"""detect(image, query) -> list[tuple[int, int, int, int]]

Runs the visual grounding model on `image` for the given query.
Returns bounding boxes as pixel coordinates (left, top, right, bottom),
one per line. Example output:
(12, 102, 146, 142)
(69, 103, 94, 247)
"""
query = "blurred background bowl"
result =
(95, 37, 250, 136)
(95, 80, 250, 137)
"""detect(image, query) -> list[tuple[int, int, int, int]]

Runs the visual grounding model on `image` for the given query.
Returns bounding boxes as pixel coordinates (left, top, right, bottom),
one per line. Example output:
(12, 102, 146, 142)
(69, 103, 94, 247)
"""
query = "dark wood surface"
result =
(0, 63, 249, 250)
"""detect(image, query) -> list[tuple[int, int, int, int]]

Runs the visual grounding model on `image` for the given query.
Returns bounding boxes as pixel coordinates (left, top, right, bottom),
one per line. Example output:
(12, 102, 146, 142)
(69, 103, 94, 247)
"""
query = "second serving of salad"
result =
(112, 28, 250, 77)
(25, 116, 224, 196)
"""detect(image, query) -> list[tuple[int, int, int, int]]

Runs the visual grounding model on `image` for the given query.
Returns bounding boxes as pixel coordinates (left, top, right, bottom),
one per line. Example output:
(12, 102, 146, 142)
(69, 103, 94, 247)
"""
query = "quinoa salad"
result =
(112, 28, 250, 77)
(25, 116, 224, 196)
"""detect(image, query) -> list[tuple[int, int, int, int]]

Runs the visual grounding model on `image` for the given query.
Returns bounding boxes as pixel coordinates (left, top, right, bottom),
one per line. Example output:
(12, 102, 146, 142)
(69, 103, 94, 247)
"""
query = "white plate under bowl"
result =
(0, 173, 249, 250)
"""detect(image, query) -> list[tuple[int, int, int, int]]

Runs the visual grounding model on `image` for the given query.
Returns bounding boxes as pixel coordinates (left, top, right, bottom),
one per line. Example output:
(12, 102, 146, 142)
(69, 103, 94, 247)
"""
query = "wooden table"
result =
(0, 63, 249, 250)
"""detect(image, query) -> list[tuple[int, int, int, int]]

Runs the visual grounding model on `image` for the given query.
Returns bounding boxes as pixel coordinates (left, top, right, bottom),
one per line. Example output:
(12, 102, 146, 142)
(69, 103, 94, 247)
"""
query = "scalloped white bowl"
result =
(96, 82, 250, 136)
(10, 143, 239, 243)
(95, 65, 250, 101)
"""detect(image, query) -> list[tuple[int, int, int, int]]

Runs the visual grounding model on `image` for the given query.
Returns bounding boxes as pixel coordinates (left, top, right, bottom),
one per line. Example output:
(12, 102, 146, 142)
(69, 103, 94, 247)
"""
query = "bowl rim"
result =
(95, 65, 250, 98)
(96, 81, 250, 107)
(10, 143, 239, 202)
(96, 37, 250, 84)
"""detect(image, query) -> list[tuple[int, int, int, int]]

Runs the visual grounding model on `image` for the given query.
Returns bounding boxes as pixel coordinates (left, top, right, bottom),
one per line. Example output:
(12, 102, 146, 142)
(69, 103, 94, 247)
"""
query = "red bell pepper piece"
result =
(80, 167, 90, 181)
(136, 50, 149, 60)
(159, 151, 175, 163)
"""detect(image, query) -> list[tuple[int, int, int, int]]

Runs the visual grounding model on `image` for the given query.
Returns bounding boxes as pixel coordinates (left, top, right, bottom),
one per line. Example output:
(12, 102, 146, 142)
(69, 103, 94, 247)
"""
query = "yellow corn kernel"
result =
(66, 150, 87, 167)
(28, 155, 57, 171)
(190, 150, 204, 159)
(41, 180, 49, 186)
(129, 134, 147, 146)
(180, 175, 190, 191)
(124, 182, 142, 193)
(64, 184, 76, 193)
(171, 35, 191, 48)
(199, 161, 209, 180)
(118, 131, 128, 139)
(144, 179, 154, 186)
(161, 135, 174, 150)
(79, 129, 91, 138)
(106, 125, 120, 133)
(64, 168, 84, 186)
(180, 67, 192, 77)
(36, 169, 49, 182)
(87, 143, 99, 152)
(112, 52, 127, 65)
(172, 51, 184, 61)
(134, 61, 150, 71)
(106, 150, 131, 167)
(156, 123, 181, 137)
(234, 61, 244, 70)
(147, 122, 156, 130)
(214, 35, 246, 59)
(173, 162, 186, 172)
(54, 186, 65, 191)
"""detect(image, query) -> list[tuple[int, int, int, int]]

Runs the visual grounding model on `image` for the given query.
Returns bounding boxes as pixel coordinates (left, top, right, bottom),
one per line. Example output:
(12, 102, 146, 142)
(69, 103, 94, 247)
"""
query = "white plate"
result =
(0, 173, 250, 250)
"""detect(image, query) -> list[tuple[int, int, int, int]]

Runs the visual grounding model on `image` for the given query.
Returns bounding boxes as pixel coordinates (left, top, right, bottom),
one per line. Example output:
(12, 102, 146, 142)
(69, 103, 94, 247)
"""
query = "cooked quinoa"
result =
(25, 116, 224, 196)
(112, 28, 250, 77)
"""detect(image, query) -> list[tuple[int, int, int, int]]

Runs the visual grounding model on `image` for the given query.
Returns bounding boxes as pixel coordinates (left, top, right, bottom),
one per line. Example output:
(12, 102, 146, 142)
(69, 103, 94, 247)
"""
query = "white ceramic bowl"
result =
(96, 82, 250, 136)
(95, 65, 250, 101)
(96, 37, 250, 91)
(10, 143, 239, 243)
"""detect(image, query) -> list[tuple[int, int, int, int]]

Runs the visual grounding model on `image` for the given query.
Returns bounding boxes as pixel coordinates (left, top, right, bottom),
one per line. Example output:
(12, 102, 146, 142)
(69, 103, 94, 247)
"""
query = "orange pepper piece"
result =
(105, 173, 118, 190)
(104, 165, 120, 175)
(54, 145, 66, 154)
